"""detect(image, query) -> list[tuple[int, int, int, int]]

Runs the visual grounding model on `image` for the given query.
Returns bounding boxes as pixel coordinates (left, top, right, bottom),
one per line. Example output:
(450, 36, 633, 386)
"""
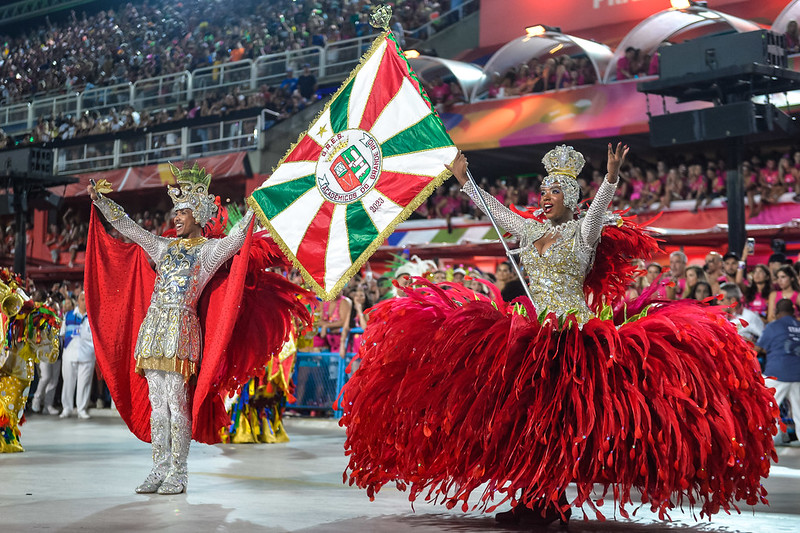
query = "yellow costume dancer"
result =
(0, 271, 60, 453)
(222, 334, 297, 444)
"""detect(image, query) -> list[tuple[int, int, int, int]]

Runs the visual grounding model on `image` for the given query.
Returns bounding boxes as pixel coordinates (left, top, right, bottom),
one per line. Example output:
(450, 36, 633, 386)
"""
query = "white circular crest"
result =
(315, 129, 382, 204)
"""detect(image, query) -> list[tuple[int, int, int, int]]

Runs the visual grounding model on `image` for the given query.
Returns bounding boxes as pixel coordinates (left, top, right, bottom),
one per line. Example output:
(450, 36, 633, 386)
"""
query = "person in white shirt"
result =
(60, 291, 95, 419)
(719, 282, 764, 342)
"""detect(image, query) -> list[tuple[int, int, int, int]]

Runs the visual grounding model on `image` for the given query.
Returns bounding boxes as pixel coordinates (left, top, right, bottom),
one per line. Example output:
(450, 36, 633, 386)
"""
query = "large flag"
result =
(247, 32, 457, 300)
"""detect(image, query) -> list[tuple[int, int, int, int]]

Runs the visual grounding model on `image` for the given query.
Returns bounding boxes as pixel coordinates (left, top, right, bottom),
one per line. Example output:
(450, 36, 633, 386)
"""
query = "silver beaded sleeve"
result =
(460, 181, 527, 238)
(93, 196, 170, 262)
(579, 175, 617, 249)
(201, 210, 255, 274)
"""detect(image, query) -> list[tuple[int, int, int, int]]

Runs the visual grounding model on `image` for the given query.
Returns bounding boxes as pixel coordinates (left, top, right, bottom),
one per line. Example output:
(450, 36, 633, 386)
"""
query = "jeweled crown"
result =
(166, 162, 218, 227)
(541, 145, 585, 178)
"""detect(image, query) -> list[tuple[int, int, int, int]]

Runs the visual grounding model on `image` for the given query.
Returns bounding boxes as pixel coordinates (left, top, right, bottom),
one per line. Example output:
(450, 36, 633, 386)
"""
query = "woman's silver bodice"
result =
(462, 177, 617, 324)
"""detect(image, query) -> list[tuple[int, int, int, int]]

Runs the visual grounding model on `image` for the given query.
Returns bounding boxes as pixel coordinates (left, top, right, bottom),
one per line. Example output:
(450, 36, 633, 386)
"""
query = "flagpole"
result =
(466, 169, 535, 304)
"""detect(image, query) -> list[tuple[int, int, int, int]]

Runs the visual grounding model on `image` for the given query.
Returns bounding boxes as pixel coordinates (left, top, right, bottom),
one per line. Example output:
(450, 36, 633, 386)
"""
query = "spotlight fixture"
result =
(525, 25, 561, 37)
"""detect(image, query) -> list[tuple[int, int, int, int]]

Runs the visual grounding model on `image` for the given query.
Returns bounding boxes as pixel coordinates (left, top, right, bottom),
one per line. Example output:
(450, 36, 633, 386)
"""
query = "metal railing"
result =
(1, 1, 480, 133)
(0, 37, 373, 133)
(53, 115, 261, 174)
(288, 328, 363, 417)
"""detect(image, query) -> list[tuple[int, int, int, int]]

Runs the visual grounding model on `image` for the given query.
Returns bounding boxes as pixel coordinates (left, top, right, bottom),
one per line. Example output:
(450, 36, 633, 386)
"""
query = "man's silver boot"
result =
(136, 411, 170, 493)
(157, 416, 190, 494)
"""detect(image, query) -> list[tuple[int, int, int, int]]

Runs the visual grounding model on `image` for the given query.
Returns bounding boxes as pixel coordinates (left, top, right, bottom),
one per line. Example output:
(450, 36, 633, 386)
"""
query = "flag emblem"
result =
(318, 129, 382, 204)
(248, 33, 457, 300)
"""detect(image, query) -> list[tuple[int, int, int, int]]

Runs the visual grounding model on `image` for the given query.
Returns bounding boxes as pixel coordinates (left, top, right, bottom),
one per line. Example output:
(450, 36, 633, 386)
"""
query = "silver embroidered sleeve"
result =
(461, 181, 526, 238)
(93, 196, 168, 260)
(203, 210, 255, 272)
(580, 175, 618, 248)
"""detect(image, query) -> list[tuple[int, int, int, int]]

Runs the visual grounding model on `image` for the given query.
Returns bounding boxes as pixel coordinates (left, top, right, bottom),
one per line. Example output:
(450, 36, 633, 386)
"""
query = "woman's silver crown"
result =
(542, 145, 585, 178)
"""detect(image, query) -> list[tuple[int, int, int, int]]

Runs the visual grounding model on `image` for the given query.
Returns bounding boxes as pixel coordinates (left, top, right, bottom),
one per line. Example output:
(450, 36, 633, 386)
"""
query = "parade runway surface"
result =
(2, 411, 800, 532)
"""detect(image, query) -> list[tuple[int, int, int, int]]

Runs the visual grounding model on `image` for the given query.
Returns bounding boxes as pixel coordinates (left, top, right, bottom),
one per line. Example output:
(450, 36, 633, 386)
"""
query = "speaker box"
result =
(659, 30, 786, 80)
(649, 102, 796, 146)
(0, 147, 54, 178)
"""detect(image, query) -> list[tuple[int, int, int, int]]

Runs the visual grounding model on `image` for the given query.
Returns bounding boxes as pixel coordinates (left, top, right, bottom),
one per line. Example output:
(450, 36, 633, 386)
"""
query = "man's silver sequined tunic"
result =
(462, 177, 617, 324)
(94, 196, 254, 378)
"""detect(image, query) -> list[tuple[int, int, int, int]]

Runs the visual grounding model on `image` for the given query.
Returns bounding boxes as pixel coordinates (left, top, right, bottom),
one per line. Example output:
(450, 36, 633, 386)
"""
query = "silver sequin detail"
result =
(94, 200, 254, 376)
(141, 370, 191, 493)
(137, 369, 172, 493)
(462, 177, 618, 325)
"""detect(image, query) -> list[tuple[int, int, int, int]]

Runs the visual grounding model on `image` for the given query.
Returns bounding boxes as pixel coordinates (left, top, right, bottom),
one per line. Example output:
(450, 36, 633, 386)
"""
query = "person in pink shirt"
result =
(429, 77, 451, 105)
(744, 264, 772, 319)
(760, 157, 784, 203)
(779, 155, 796, 193)
(616, 47, 637, 80)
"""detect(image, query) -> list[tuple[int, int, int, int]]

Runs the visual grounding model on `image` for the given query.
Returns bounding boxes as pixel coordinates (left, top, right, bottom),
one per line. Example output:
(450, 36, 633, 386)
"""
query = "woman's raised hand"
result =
(607, 142, 629, 181)
(445, 150, 469, 186)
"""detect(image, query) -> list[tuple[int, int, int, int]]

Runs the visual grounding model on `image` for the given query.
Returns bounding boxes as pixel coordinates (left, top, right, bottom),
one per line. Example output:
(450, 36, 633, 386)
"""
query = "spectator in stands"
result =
(428, 77, 452, 106)
(742, 160, 762, 217)
(768, 265, 800, 322)
(687, 281, 713, 301)
(779, 154, 797, 194)
(720, 251, 745, 288)
(644, 262, 668, 299)
(45, 224, 62, 264)
(769, 253, 789, 279)
(346, 285, 370, 354)
(616, 47, 638, 80)
(706, 163, 726, 204)
(720, 282, 764, 342)
(755, 297, 800, 446)
(786, 20, 800, 54)
(497, 261, 526, 302)
(760, 156, 784, 203)
(640, 168, 662, 210)
(744, 264, 772, 319)
(666, 250, 687, 299)
(626, 167, 645, 211)
(296, 64, 318, 102)
(682, 265, 708, 299)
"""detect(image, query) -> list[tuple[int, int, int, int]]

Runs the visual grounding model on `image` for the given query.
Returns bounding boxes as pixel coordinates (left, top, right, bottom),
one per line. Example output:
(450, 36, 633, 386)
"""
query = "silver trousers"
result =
(144, 369, 191, 486)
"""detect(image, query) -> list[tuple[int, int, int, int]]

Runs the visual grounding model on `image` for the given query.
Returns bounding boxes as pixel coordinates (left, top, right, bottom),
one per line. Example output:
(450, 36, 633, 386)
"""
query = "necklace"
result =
(543, 218, 579, 237)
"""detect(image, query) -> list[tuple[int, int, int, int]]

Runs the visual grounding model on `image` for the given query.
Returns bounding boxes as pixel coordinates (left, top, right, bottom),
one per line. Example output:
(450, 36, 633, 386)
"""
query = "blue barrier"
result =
(287, 328, 362, 417)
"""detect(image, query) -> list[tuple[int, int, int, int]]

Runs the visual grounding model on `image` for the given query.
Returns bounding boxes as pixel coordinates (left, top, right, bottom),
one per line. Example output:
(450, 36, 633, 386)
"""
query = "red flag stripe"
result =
(374, 171, 435, 207)
(285, 134, 323, 163)
(295, 200, 336, 286)
(358, 47, 407, 132)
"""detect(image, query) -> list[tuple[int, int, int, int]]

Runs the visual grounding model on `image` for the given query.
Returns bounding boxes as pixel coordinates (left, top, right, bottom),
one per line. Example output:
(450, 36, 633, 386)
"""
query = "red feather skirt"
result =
(338, 281, 778, 520)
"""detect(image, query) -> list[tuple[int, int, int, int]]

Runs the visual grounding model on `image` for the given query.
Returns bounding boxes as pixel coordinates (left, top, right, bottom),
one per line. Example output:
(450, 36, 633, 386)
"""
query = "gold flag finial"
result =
(370, 5, 392, 31)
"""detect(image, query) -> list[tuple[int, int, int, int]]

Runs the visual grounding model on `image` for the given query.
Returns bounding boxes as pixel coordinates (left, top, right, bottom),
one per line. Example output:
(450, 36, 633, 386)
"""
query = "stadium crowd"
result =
(2, 147, 798, 266)
(0, 0, 457, 104)
(424, 149, 800, 220)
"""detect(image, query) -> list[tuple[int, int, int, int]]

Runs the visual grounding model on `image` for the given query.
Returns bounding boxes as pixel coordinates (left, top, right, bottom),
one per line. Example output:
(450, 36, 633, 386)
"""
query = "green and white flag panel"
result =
(248, 32, 457, 300)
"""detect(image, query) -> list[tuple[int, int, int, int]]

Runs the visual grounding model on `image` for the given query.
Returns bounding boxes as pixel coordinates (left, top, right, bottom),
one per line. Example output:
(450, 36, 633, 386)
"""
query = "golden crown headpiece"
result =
(166, 162, 217, 227)
(541, 145, 585, 210)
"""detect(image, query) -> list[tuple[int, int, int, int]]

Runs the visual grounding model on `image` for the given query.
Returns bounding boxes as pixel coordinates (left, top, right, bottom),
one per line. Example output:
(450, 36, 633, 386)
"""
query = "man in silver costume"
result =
(87, 164, 254, 494)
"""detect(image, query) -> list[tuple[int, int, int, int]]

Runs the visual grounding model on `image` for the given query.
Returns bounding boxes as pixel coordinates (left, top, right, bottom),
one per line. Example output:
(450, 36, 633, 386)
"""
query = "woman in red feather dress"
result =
(338, 143, 778, 525)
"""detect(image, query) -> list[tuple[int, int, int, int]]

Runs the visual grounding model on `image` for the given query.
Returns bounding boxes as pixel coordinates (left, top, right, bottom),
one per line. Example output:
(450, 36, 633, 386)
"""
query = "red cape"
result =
(85, 207, 312, 444)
